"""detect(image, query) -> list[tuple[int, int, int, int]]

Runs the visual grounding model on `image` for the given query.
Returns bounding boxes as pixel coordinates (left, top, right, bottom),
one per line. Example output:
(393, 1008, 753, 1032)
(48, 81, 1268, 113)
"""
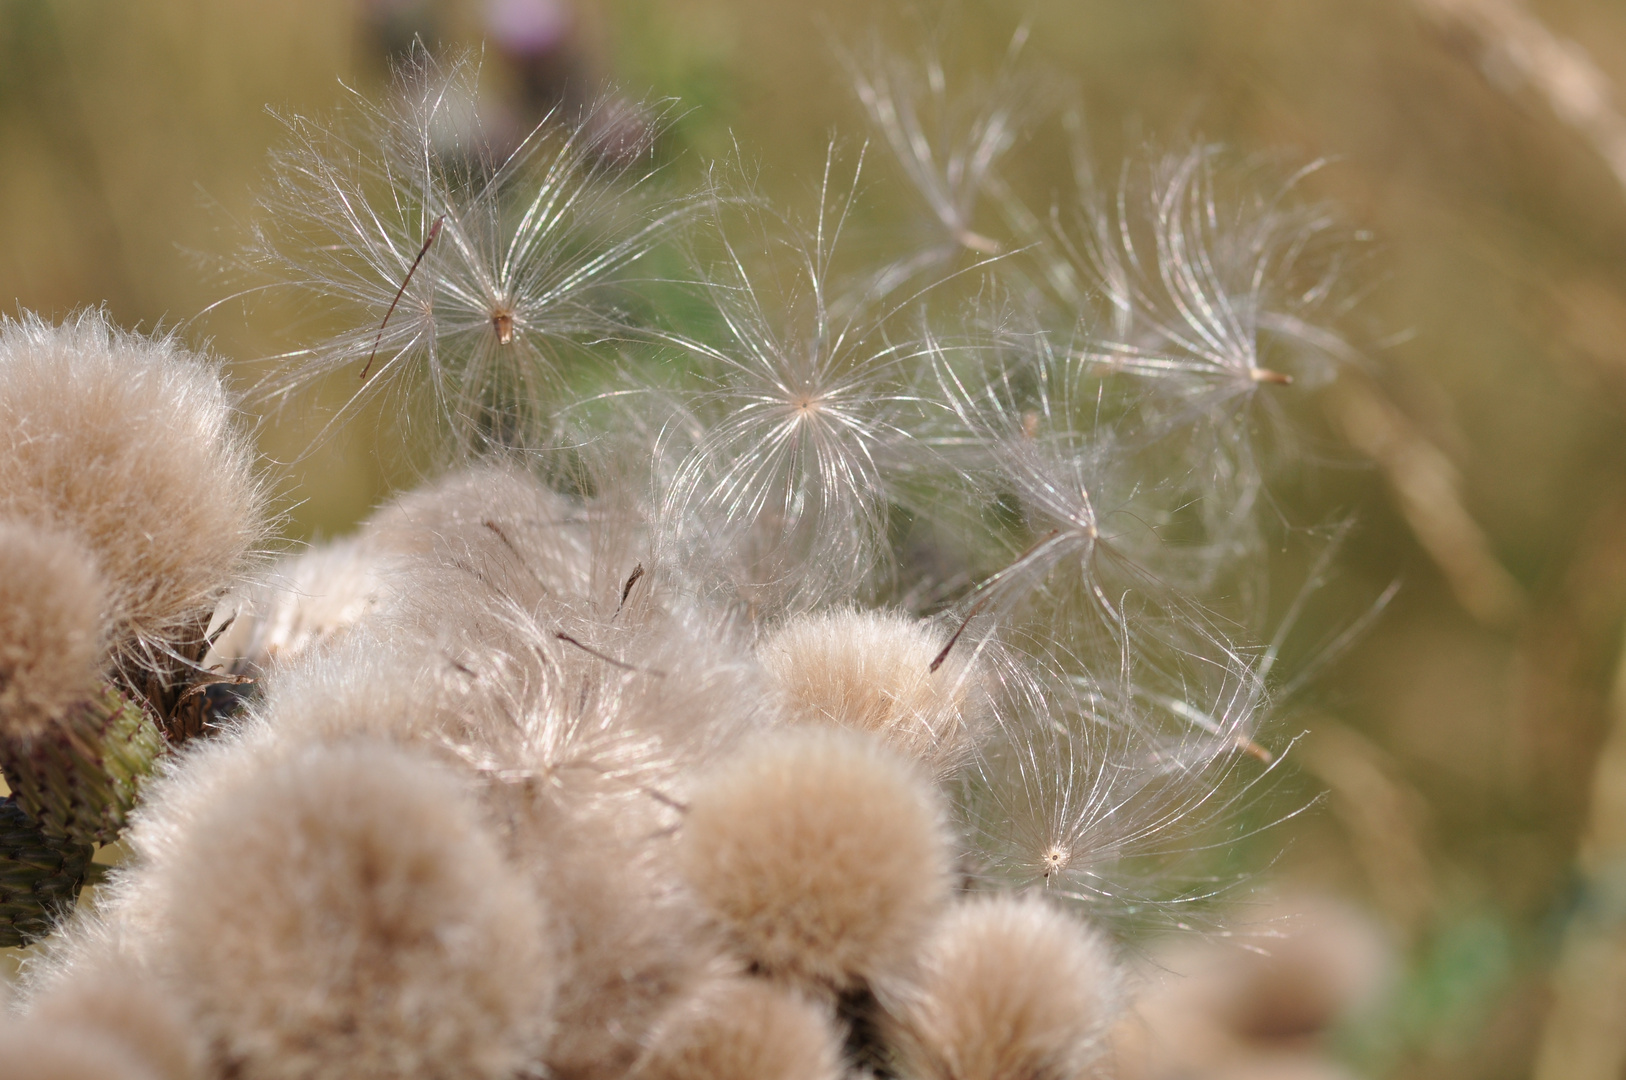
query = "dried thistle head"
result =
(361, 460, 596, 606)
(883, 893, 1124, 1080)
(0, 309, 266, 658)
(26, 954, 204, 1080)
(679, 728, 954, 991)
(758, 607, 991, 775)
(149, 738, 557, 1080)
(631, 976, 845, 1080)
(0, 521, 106, 738)
(0, 1021, 163, 1080)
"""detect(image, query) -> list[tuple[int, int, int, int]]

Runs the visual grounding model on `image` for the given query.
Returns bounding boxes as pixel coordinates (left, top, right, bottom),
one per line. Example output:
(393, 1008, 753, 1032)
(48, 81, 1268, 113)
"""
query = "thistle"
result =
(758, 606, 993, 776)
(146, 738, 557, 1080)
(679, 728, 954, 992)
(881, 893, 1124, 1080)
(0, 29, 1385, 1080)
(631, 977, 846, 1080)
(0, 309, 266, 666)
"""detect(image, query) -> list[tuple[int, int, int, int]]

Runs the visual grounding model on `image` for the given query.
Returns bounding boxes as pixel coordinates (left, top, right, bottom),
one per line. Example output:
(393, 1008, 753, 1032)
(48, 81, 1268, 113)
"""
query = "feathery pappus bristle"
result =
(0, 309, 266, 654)
(658, 155, 934, 612)
(957, 645, 1286, 933)
(0, 521, 106, 739)
(882, 893, 1124, 1080)
(204, 536, 385, 675)
(148, 738, 557, 1080)
(1055, 144, 1360, 406)
(679, 728, 954, 991)
(363, 459, 597, 607)
(631, 975, 846, 1080)
(925, 326, 1168, 625)
(245, 48, 692, 458)
(844, 29, 1044, 267)
(209, 460, 603, 677)
(759, 607, 992, 775)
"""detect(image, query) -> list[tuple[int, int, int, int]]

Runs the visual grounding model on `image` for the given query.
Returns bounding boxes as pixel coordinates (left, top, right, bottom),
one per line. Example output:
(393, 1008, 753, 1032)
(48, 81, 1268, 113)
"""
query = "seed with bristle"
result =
(492, 309, 515, 345)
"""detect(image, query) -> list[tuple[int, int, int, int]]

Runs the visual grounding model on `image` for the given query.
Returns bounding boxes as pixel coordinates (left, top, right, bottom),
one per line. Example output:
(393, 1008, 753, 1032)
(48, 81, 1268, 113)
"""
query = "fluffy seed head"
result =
(759, 608, 990, 774)
(0, 309, 265, 650)
(26, 956, 203, 1080)
(362, 460, 594, 605)
(886, 893, 1124, 1080)
(0, 521, 106, 737)
(631, 976, 846, 1080)
(0, 1023, 160, 1080)
(152, 739, 556, 1080)
(679, 728, 954, 989)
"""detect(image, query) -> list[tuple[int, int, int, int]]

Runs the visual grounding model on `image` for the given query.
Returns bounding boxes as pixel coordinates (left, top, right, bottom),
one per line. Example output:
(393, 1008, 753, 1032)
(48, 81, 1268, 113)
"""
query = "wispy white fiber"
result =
(658, 158, 937, 610)
(1055, 145, 1362, 407)
(242, 50, 693, 457)
(845, 29, 1045, 266)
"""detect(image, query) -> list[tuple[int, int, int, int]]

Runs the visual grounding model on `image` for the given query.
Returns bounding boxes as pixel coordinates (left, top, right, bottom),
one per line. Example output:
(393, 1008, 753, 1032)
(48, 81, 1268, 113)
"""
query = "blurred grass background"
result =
(6, 0, 1626, 1076)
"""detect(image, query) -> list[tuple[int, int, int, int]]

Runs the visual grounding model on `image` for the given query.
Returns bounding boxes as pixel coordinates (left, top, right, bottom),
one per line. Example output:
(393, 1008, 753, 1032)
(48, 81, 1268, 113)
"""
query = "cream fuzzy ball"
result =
(680, 728, 954, 990)
(0, 521, 105, 737)
(149, 738, 557, 1080)
(0, 310, 265, 651)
